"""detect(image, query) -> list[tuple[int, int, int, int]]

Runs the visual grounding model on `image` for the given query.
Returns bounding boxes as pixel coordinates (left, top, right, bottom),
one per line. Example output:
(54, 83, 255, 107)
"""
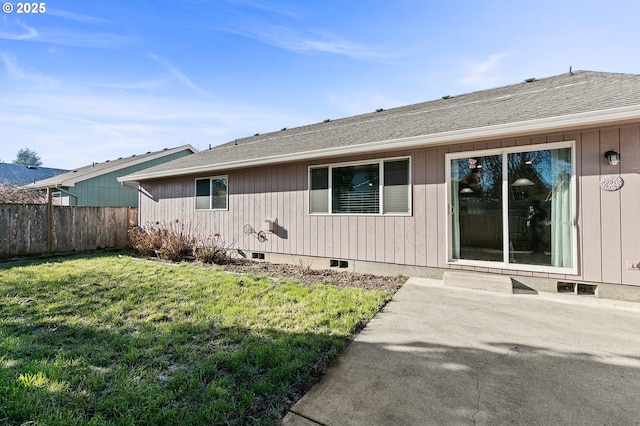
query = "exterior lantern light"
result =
(604, 150, 620, 165)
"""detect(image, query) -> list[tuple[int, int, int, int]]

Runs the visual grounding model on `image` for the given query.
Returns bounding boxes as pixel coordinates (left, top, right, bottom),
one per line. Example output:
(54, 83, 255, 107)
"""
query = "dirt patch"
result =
(217, 258, 407, 294)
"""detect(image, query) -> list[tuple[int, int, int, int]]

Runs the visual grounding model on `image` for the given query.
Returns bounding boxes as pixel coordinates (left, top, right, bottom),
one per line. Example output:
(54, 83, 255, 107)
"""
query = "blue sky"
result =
(1, 0, 639, 169)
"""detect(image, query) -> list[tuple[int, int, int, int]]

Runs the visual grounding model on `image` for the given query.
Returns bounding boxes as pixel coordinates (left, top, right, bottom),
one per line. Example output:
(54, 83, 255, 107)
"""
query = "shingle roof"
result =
(122, 70, 640, 181)
(0, 163, 68, 186)
(30, 145, 196, 188)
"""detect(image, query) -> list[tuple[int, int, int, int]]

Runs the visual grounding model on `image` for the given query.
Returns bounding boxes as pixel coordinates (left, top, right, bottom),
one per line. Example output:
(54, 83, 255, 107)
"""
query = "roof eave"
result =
(34, 145, 197, 188)
(119, 105, 640, 183)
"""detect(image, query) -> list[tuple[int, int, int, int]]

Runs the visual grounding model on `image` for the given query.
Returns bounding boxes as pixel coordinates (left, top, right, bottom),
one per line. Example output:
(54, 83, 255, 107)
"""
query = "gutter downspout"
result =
(120, 181, 153, 199)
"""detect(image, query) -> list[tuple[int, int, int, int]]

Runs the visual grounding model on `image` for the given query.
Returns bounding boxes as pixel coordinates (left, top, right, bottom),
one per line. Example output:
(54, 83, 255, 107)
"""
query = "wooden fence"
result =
(0, 204, 138, 259)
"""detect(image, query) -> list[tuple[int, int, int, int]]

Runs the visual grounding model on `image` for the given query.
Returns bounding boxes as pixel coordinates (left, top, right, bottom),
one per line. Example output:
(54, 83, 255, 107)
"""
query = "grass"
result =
(0, 253, 392, 425)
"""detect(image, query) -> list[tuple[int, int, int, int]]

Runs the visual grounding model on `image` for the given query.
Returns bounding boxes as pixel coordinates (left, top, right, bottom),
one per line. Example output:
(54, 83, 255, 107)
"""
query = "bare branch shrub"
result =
(129, 220, 196, 262)
(193, 234, 233, 265)
(129, 221, 232, 264)
(0, 183, 47, 204)
(294, 257, 314, 276)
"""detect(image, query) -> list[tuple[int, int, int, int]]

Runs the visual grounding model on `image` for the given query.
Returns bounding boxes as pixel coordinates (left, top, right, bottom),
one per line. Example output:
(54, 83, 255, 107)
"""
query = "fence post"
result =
(47, 187, 53, 253)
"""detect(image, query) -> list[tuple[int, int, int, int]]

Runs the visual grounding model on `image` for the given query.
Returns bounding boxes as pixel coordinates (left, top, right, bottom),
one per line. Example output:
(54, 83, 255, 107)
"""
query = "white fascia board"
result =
(120, 105, 640, 182)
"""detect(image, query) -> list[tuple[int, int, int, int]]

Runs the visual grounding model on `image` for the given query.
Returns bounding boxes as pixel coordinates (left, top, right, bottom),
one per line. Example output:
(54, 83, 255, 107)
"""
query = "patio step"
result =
(443, 271, 513, 294)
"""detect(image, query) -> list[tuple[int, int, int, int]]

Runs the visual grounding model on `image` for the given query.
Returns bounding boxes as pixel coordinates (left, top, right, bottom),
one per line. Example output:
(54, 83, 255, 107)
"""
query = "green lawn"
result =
(0, 253, 392, 425)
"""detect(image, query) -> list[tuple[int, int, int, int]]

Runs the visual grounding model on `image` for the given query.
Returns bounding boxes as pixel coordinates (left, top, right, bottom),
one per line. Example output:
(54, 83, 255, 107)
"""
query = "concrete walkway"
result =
(282, 278, 640, 425)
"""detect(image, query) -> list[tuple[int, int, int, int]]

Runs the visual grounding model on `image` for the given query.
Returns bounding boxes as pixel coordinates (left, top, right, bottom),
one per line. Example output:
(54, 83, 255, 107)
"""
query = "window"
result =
(447, 142, 575, 273)
(309, 158, 410, 215)
(195, 176, 228, 210)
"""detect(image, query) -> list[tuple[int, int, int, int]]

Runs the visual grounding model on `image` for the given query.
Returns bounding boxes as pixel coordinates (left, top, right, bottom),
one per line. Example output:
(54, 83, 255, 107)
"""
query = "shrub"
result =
(0, 183, 47, 204)
(129, 221, 232, 264)
(129, 221, 196, 262)
(193, 234, 233, 265)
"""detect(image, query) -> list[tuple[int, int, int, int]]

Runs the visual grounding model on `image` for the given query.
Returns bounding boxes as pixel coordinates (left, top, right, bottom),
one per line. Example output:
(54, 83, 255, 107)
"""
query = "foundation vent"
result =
(330, 259, 349, 268)
(557, 282, 597, 296)
(251, 252, 265, 260)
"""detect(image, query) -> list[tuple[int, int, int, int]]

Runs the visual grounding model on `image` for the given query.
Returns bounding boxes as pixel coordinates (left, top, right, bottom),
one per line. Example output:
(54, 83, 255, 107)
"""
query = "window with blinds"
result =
(309, 157, 410, 215)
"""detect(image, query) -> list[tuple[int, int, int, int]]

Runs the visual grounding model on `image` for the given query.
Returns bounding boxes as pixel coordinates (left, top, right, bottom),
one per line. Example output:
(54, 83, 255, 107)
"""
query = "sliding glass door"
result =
(450, 154, 503, 262)
(448, 142, 575, 272)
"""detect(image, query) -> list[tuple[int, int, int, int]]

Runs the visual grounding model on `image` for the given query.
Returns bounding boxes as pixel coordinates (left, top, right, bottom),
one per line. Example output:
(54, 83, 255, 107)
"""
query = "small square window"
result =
(195, 176, 228, 210)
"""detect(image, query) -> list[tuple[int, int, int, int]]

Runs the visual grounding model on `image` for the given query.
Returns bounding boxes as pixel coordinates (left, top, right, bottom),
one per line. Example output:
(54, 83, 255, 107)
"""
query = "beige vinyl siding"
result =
(138, 123, 640, 287)
(620, 125, 640, 285)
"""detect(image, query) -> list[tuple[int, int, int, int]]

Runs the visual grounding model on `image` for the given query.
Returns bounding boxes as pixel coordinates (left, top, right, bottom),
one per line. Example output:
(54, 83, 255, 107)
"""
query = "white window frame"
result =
(195, 175, 228, 211)
(445, 141, 577, 274)
(308, 156, 412, 216)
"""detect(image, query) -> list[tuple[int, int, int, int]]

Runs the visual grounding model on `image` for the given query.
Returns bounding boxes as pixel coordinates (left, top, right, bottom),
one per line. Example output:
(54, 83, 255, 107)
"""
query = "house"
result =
(119, 71, 640, 301)
(30, 145, 196, 207)
(0, 162, 68, 186)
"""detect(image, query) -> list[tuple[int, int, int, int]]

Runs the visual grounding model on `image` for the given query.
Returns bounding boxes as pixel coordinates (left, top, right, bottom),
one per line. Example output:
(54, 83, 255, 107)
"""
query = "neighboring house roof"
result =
(0, 163, 69, 186)
(120, 71, 640, 182)
(30, 145, 197, 189)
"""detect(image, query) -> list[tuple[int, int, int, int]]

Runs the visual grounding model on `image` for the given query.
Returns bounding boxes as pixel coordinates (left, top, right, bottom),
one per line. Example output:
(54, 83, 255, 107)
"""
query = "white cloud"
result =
(0, 51, 58, 86)
(0, 82, 308, 168)
(46, 8, 112, 24)
(148, 53, 211, 97)
(0, 21, 38, 40)
(459, 51, 516, 87)
(0, 17, 134, 48)
(221, 20, 392, 60)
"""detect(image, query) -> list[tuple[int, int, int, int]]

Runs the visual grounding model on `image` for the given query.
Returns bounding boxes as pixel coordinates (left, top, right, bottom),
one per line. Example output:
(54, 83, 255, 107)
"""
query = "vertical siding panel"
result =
(325, 216, 334, 258)
(340, 216, 349, 259)
(242, 170, 249, 248)
(486, 140, 502, 149)
(267, 168, 275, 253)
(366, 216, 376, 261)
(247, 169, 255, 251)
(284, 165, 291, 254)
(547, 133, 565, 143)
(290, 165, 299, 255)
(425, 148, 439, 267)
(323, 216, 331, 258)
(357, 217, 368, 261)
(436, 147, 448, 268)
(230, 171, 238, 244)
(241, 169, 248, 251)
(308, 215, 317, 257)
(384, 217, 395, 263)
(580, 130, 602, 282)
(414, 149, 427, 266)
(349, 216, 359, 260)
(394, 217, 405, 264)
(473, 142, 488, 151)
(224, 186, 229, 239)
(600, 128, 622, 284)
(319, 216, 328, 257)
(501, 138, 516, 149)
(292, 164, 307, 255)
(256, 167, 266, 253)
(278, 165, 287, 254)
(531, 135, 547, 145)
(242, 169, 252, 251)
(260, 167, 268, 252)
(404, 216, 415, 266)
(269, 167, 277, 253)
(375, 217, 385, 262)
(620, 125, 640, 286)
(298, 164, 307, 256)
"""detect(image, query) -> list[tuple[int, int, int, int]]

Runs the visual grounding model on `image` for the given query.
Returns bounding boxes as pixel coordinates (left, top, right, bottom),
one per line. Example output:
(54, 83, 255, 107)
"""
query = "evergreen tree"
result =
(13, 148, 43, 166)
